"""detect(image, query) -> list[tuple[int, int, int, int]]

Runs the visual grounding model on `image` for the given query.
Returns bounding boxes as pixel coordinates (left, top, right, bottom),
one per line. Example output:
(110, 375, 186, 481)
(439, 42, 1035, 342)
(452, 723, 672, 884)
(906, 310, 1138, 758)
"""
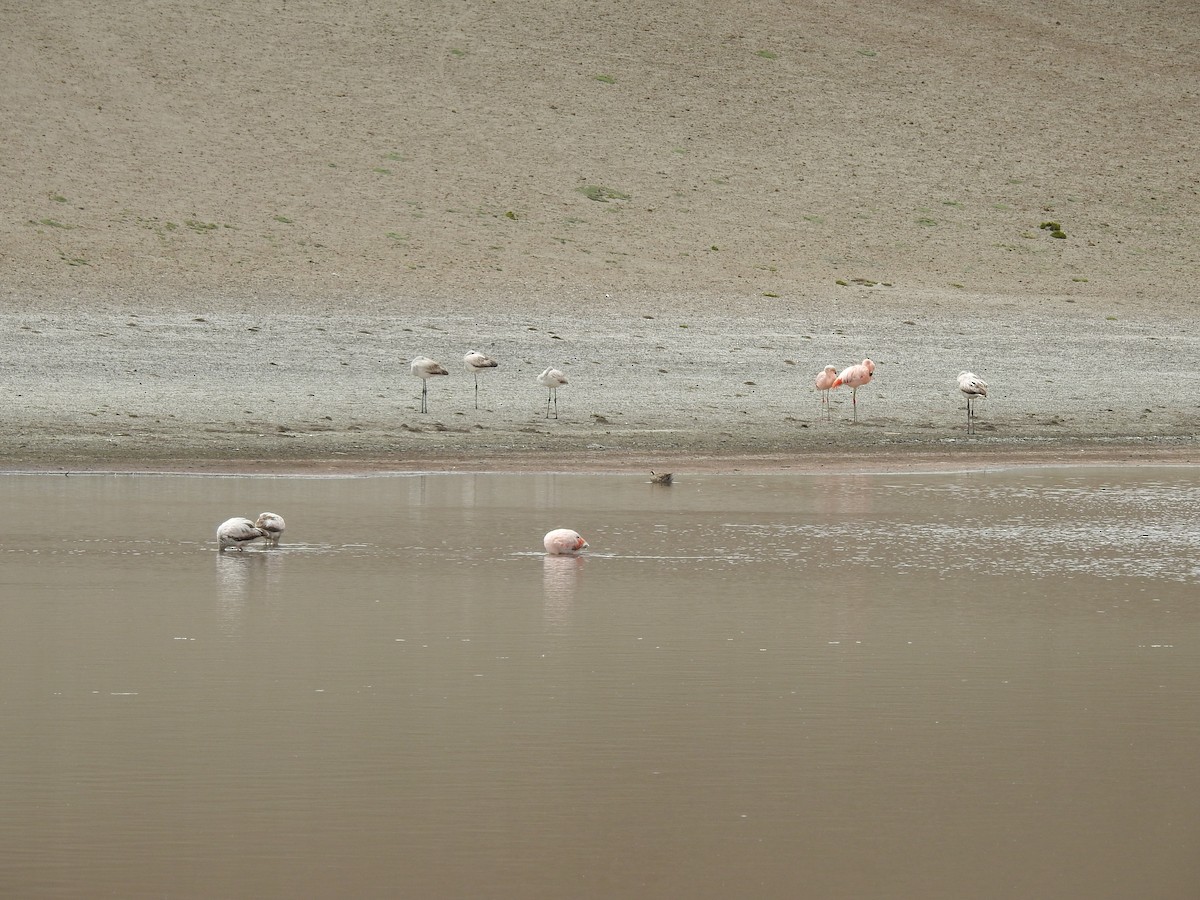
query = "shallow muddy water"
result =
(1, 468, 1197, 899)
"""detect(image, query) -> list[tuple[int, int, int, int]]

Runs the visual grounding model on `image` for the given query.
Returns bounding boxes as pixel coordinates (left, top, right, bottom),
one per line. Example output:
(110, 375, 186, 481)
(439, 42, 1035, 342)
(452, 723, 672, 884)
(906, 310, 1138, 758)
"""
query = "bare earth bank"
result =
(2, 1, 1197, 473)
(2, 291, 1196, 474)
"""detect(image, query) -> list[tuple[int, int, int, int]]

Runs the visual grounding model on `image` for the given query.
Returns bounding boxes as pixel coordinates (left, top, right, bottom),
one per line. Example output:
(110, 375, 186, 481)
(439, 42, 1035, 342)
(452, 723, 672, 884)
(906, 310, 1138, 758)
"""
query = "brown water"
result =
(1, 468, 1197, 899)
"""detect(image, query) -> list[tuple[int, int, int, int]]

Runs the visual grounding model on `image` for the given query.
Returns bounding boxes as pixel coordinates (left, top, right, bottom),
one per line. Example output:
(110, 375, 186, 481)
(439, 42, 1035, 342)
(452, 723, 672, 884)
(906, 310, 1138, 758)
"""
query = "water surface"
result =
(1, 468, 1197, 898)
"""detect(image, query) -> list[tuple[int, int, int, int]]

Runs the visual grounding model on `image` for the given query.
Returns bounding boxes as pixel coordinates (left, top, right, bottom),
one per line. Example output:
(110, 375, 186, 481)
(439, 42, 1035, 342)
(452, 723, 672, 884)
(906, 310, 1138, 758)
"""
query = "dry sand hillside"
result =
(4, 0, 1198, 304)
(0, 0, 1197, 470)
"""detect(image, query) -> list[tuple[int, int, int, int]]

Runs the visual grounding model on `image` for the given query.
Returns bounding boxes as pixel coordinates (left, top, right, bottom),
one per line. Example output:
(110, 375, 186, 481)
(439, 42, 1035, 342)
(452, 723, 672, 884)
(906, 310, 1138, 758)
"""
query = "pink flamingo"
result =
(544, 528, 588, 555)
(832, 358, 875, 421)
(814, 364, 839, 409)
(957, 371, 988, 434)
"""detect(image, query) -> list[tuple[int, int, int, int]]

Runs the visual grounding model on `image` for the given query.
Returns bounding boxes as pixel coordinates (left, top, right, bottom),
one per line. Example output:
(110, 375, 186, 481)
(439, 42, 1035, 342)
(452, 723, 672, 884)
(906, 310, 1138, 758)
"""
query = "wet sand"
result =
(2, 298, 1196, 475)
(6, 448, 1196, 478)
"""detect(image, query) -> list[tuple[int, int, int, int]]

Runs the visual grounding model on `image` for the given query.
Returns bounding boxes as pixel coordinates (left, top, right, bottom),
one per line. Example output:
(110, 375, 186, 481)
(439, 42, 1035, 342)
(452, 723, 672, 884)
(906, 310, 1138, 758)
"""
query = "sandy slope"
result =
(1, 0, 1197, 470)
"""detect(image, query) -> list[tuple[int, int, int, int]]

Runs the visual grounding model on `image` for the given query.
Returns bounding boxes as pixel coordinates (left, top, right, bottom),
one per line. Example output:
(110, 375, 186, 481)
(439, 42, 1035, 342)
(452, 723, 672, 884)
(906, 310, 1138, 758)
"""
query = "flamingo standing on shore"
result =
(464, 350, 498, 409)
(217, 517, 268, 551)
(538, 367, 568, 419)
(957, 371, 988, 434)
(544, 528, 588, 555)
(832, 358, 875, 421)
(814, 364, 839, 411)
(410, 356, 449, 413)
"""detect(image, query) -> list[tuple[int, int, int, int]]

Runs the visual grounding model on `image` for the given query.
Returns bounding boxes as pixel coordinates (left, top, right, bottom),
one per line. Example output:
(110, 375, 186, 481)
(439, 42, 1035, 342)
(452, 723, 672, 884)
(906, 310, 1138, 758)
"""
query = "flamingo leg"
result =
(420, 379, 428, 413)
(552, 389, 559, 419)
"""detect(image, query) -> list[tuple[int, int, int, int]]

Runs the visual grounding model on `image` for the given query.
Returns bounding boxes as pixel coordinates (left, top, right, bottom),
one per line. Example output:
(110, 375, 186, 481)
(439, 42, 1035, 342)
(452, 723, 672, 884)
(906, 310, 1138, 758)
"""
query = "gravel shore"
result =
(3, 289, 1196, 473)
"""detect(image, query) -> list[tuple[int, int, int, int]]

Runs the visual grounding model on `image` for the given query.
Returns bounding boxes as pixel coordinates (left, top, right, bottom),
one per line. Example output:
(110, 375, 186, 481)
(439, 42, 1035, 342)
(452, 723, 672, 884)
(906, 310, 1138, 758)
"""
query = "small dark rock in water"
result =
(650, 471, 673, 485)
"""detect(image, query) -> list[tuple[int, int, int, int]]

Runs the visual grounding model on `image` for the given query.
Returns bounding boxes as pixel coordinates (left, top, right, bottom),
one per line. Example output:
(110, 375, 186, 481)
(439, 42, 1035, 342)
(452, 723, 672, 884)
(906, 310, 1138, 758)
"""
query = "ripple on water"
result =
(711, 476, 1200, 583)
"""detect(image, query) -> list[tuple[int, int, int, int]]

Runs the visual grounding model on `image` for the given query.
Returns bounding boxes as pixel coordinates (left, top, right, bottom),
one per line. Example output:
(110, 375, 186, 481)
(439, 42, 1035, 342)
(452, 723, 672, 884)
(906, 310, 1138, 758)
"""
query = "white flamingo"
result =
(538, 367, 568, 419)
(544, 528, 588, 555)
(464, 350, 498, 409)
(217, 517, 268, 551)
(957, 371, 988, 434)
(410, 356, 449, 413)
(255, 512, 286, 543)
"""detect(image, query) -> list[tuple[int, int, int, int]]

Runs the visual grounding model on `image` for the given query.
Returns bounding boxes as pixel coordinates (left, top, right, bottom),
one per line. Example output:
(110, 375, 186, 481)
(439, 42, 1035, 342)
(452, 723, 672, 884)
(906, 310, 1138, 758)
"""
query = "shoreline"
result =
(4, 304, 1197, 479)
(5, 440, 1196, 478)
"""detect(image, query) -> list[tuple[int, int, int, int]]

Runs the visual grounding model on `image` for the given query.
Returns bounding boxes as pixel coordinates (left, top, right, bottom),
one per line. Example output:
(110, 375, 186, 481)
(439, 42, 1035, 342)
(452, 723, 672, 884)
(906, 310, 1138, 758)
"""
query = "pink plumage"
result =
(831, 358, 875, 420)
(543, 528, 589, 555)
(814, 364, 839, 404)
(832, 358, 875, 390)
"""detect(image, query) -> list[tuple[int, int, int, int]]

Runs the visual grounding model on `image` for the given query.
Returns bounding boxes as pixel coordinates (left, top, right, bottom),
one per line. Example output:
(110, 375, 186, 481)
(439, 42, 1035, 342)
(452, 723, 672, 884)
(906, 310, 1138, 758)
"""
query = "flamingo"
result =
(814, 364, 838, 410)
(255, 511, 286, 544)
(957, 371, 988, 434)
(464, 350, 498, 409)
(538, 367, 568, 419)
(217, 517, 268, 551)
(410, 356, 449, 413)
(832, 358, 875, 421)
(544, 528, 588, 555)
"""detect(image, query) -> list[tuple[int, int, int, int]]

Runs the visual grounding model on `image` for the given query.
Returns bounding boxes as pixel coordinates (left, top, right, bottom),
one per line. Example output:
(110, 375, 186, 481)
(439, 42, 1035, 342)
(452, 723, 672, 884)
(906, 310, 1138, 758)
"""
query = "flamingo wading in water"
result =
(832, 358, 875, 421)
(544, 528, 588, 555)
(464, 350, 498, 409)
(957, 371, 988, 434)
(255, 512, 286, 544)
(217, 517, 268, 551)
(410, 356, 449, 413)
(538, 367, 568, 419)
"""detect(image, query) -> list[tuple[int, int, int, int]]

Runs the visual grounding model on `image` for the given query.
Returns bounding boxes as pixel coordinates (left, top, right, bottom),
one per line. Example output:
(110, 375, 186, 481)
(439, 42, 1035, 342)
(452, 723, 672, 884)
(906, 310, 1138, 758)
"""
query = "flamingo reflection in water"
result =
(542, 554, 585, 630)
